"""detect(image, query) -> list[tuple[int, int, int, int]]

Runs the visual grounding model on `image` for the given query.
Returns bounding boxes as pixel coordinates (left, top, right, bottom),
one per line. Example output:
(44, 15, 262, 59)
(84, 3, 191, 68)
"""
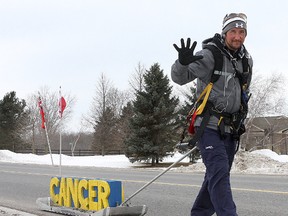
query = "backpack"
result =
(187, 43, 251, 141)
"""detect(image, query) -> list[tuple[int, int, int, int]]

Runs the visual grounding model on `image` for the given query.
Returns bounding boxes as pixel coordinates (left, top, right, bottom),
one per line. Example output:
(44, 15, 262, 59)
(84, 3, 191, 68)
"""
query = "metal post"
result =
(44, 122, 54, 166)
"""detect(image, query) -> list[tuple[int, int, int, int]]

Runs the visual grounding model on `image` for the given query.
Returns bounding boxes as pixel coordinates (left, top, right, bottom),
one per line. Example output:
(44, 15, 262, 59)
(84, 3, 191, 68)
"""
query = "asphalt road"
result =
(0, 162, 288, 216)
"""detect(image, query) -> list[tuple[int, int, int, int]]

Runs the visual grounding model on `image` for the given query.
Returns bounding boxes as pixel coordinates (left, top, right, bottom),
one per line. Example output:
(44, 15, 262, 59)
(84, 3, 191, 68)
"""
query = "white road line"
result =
(0, 206, 37, 216)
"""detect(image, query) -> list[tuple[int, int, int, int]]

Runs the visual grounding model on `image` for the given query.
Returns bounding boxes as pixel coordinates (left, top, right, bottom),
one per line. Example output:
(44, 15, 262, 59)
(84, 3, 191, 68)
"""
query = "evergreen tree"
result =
(176, 86, 197, 130)
(125, 63, 179, 165)
(0, 91, 30, 150)
(176, 85, 200, 163)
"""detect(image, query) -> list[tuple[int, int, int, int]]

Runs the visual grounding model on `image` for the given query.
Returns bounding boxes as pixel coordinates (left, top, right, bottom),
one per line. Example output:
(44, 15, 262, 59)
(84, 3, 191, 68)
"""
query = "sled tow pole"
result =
(121, 146, 198, 206)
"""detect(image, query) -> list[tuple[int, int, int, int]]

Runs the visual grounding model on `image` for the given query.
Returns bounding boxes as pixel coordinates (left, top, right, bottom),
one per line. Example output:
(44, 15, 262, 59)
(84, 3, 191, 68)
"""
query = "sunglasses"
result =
(224, 13, 247, 22)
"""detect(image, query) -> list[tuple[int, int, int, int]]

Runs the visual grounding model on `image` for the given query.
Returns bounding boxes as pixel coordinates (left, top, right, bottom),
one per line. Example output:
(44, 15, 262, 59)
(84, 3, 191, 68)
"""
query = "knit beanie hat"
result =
(222, 13, 247, 35)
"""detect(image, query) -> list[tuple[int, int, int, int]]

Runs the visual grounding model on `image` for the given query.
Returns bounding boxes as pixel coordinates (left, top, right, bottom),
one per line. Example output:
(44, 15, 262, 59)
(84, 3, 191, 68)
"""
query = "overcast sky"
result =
(0, 0, 287, 132)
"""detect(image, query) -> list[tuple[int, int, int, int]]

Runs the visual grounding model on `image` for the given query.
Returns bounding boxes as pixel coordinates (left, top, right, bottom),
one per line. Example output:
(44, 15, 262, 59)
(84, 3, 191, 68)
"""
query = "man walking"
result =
(171, 13, 253, 216)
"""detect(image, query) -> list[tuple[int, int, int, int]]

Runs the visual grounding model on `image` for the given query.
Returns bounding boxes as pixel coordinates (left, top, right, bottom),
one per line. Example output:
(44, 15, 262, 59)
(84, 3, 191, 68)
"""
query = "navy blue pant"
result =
(191, 128, 237, 216)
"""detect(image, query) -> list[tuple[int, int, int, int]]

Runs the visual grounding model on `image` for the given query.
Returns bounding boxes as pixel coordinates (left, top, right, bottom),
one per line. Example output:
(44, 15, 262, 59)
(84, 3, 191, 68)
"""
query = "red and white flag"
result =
(59, 87, 66, 118)
(38, 96, 46, 129)
(59, 96, 66, 118)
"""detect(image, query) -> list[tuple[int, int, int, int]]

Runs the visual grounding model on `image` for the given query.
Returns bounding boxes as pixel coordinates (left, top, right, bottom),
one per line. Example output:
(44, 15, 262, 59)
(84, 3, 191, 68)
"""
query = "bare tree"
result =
(128, 62, 146, 93)
(108, 87, 132, 117)
(89, 73, 132, 124)
(89, 73, 125, 154)
(26, 86, 75, 150)
(242, 72, 287, 149)
(248, 73, 286, 118)
(89, 70, 144, 155)
(89, 73, 112, 127)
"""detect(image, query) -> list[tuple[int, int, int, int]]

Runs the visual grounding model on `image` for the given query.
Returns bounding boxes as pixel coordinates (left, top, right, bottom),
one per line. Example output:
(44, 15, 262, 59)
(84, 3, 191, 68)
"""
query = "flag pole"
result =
(38, 93, 54, 166)
(59, 128, 62, 176)
(59, 86, 62, 177)
(58, 86, 67, 177)
(44, 122, 54, 166)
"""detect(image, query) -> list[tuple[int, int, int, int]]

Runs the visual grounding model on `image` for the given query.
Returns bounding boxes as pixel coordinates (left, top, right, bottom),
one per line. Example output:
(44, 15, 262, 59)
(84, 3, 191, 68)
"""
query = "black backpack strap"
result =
(239, 53, 252, 90)
(204, 45, 223, 83)
(242, 54, 249, 72)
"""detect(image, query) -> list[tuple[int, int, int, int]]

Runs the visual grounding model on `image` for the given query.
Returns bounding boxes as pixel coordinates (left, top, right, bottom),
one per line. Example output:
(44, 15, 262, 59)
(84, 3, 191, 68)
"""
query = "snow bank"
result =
(165, 149, 288, 175)
(250, 149, 288, 163)
(0, 149, 287, 174)
(232, 150, 288, 174)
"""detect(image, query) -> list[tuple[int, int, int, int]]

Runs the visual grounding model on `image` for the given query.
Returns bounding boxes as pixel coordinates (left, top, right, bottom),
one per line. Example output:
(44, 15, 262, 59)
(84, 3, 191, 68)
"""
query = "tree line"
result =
(0, 63, 287, 165)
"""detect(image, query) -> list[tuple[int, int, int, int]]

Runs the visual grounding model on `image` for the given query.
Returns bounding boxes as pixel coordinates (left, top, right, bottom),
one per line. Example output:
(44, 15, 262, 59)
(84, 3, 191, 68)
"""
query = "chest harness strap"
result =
(180, 44, 251, 151)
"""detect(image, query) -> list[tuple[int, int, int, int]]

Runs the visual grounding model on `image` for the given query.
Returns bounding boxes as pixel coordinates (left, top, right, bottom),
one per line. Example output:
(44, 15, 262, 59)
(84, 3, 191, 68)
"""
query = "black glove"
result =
(173, 38, 203, 65)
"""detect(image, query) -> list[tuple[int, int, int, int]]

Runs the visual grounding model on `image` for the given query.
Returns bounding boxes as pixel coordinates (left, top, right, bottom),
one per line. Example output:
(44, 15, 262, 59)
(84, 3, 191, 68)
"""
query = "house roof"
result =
(248, 116, 288, 134)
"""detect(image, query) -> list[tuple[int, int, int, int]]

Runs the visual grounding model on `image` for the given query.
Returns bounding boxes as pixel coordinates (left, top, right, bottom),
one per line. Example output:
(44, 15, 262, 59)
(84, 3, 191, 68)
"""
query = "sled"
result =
(36, 197, 147, 216)
(36, 146, 197, 216)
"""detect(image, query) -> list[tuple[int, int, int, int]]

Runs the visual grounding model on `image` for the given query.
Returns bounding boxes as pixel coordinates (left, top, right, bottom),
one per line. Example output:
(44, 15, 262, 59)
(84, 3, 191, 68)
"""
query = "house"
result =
(241, 116, 288, 155)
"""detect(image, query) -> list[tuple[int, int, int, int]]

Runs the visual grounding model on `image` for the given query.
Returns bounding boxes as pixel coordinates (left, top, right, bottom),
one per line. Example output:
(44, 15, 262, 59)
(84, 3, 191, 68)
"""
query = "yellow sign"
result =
(50, 177, 123, 211)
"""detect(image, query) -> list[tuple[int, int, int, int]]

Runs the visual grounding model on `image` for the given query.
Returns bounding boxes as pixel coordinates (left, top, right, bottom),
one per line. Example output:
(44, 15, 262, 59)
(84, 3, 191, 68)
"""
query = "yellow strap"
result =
(195, 82, 213, 115)
(218, 116, 223, 126)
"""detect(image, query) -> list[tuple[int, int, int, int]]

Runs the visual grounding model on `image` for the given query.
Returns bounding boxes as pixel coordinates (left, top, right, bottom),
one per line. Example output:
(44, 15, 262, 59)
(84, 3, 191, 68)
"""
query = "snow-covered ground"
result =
(0, 149, 288, 175)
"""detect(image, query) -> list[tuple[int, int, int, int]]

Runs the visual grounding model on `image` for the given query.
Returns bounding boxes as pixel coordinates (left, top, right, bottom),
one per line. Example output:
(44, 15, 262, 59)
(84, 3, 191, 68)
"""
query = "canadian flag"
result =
(59, 96, 66, 118)
(38, 97, 46, 129)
